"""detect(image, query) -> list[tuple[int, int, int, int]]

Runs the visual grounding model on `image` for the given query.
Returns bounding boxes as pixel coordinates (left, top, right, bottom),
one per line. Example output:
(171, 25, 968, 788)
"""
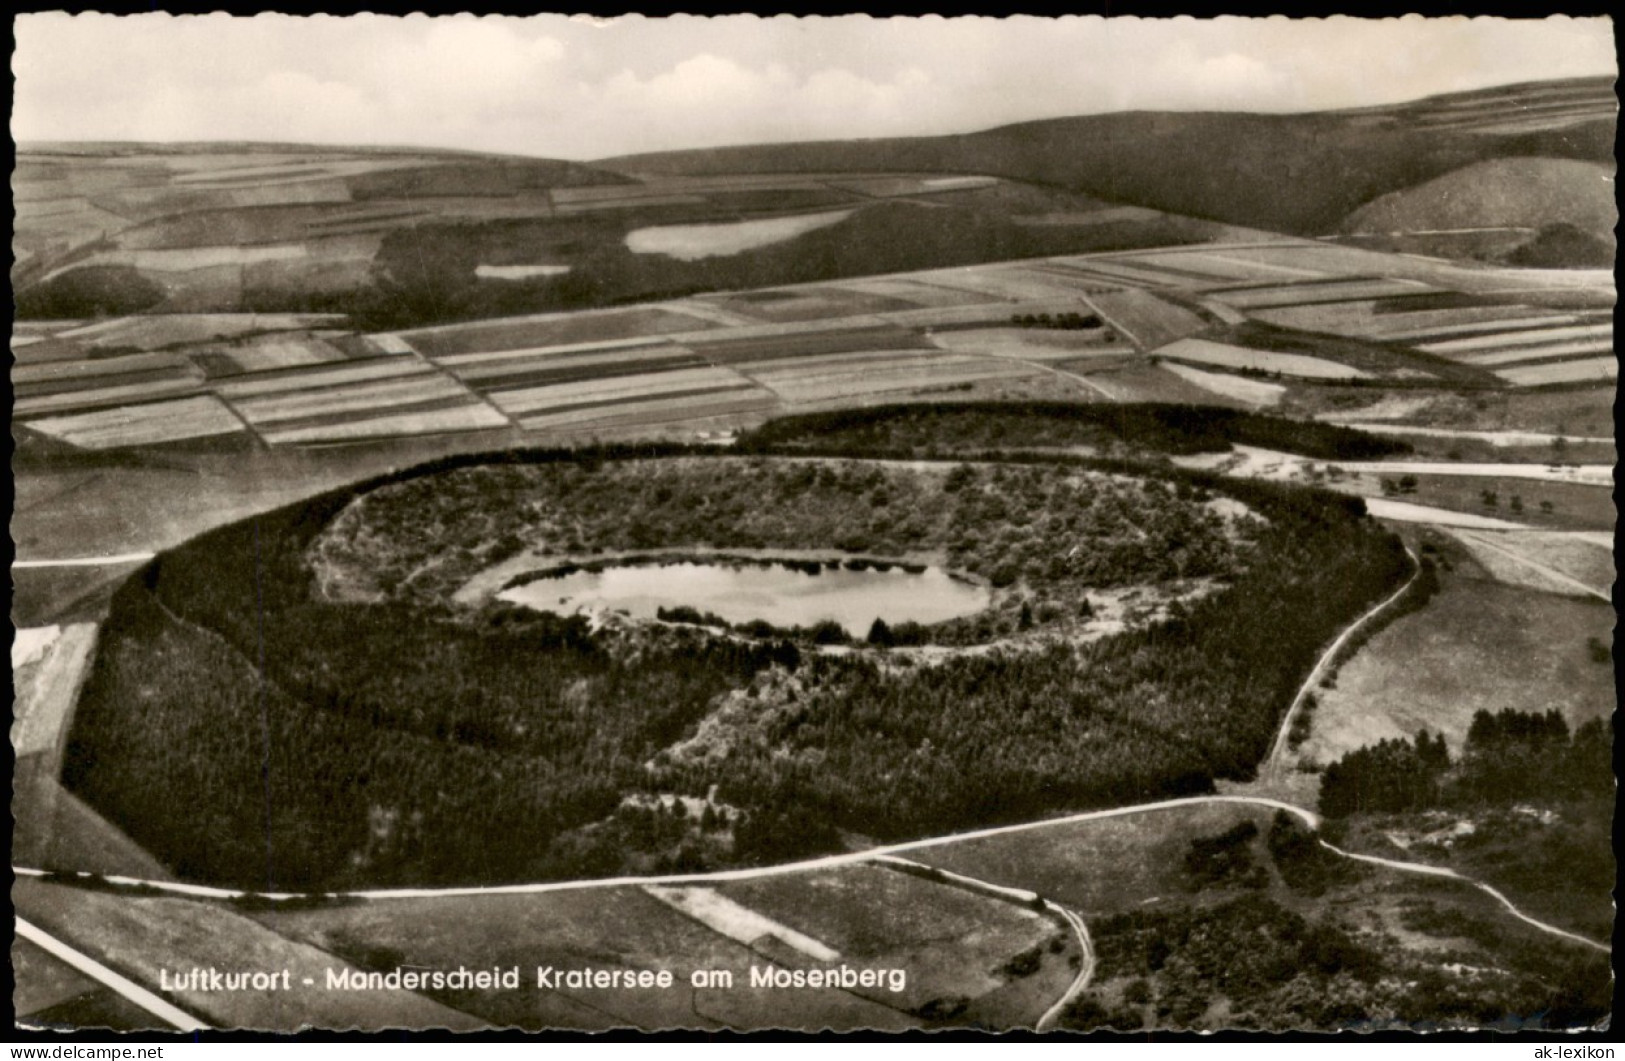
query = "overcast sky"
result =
(13, 14, 1616, 160)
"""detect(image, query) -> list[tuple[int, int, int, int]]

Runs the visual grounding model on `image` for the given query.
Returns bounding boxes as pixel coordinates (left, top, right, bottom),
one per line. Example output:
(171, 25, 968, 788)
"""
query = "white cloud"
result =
(12, 13, 1616, 158)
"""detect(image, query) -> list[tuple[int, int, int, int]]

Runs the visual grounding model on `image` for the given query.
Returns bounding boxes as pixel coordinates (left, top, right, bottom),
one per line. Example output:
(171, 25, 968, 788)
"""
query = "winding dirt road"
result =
(1261, 545, 1420, 780)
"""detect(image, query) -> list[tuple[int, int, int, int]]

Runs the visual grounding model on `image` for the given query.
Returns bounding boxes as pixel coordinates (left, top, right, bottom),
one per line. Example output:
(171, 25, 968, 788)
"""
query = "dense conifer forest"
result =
(63, 417, 1409, 889)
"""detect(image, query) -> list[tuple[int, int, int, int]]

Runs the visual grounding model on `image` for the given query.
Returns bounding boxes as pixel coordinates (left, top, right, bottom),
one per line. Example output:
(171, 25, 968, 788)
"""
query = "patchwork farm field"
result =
(14, 219, 1615, 453)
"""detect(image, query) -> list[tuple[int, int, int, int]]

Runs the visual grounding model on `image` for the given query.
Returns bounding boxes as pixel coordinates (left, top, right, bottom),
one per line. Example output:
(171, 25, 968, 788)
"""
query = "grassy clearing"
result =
(1295, 558, 1613, 768)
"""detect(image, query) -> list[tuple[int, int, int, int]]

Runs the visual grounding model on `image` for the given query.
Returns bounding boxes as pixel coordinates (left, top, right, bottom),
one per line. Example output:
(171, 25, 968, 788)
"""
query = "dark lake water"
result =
(499, 559, 989, 636)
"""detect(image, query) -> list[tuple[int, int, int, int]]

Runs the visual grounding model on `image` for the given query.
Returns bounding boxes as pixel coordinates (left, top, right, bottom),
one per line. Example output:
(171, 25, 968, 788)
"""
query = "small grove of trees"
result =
(1011, 311, 1102, 330)
(1319, 709, 1610, 818)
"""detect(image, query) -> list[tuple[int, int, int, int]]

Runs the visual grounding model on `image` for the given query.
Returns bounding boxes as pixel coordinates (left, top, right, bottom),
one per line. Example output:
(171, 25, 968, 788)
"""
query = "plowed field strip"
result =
(214, 359, 435, 399)
(12, 352, 184, 385)
(15, 379, 201, 417)
(470, 354, 708, 392)
(244, 394, 494, 433)
(1419, 322, 1613, 354)
(26, 395, 246, 449)
(489, 366, 752, 416)
(520, 392, 779, 432)
(15, 368, 197, 399)
(260, 404, 511, 445)
(1459, 339, 1614, 366)
(431, 336, 676, 368)
(234, 376, 472, 424)
(1496, 358, 1617, 386)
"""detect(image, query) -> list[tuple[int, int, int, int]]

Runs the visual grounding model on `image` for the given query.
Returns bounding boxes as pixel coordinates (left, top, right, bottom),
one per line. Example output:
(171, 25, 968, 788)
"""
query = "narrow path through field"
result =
(1449, 529, 1611, 602)
(1317, 843, 1609, 953)
(14, 917, 205, 1031)
(1262, 545, 1420, 780)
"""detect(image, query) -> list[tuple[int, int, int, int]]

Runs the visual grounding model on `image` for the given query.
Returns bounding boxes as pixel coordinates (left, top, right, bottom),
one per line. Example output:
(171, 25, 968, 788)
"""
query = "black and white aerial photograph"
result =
(9, 11, 1617, 1037)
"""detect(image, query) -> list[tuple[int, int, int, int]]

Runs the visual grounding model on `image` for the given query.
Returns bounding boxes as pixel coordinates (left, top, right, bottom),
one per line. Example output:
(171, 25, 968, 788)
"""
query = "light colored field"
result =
(434, 336, 676, 369)
(1157, 337, 1371, 380)
(1243, 300, 1383, 334)
(1418, 322, 1612, 355)
(1460, 339, 1615, 367)
(1361, 498, 1529, 529)
(1213, 278, 1435, 309)
(520, 391, 778, 433)
(829, 174, 997, 197)
(1129, 250, 1316, 282)
(1335, 461, 1611, 486)
(16, 378, 202, 418)
(62, 314, 346, 351)
(234, 375, 474, 425)
(1449, 530, 1614, 599)
(1294, 574, 1614, 765)
(488, 365, 753, 416)
(1362, 309, 1578, 342)
(26, 395, 246, 449)
(768, 364, 1038, 405)
(11, 623, 97, 758)
(625, 209, 856, 260)
(876, 302, 1084, 329)
(1497, 358, 1617, 386)
(12, 626, 64, 670)
(908, 268, 1093, 303)
(928, 327, 1113, 362)
(260, 403, 510, 445)
(1046, 258, 1191, 287)
(643, 886, 841, 961)
(831, 278, 1023, 308)
(366, 334, 417, 355)
(475, 264, 571, 280)
(653, 301, 762, 328)
(1083, 289, 1207, 350)
(47, 244, 309, 278)
(13, 879, 484, 1032)
(403, 306, 716, 358)
(223, 338, 347, 373)
(1161, 362, 1284, 405)
(216, 361, 433, 400)
(1333, 422, 1612, 448)
(451, 345, 696, 382)
(667, 315, 898, 345)
(553, 194, 710, 215)
(13, 352, 188, 386)
(170, 158, 401, 185)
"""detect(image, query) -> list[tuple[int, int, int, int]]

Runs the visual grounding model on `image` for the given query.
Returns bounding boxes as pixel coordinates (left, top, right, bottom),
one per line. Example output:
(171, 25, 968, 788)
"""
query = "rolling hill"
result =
(604, 77, 1617, 238)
